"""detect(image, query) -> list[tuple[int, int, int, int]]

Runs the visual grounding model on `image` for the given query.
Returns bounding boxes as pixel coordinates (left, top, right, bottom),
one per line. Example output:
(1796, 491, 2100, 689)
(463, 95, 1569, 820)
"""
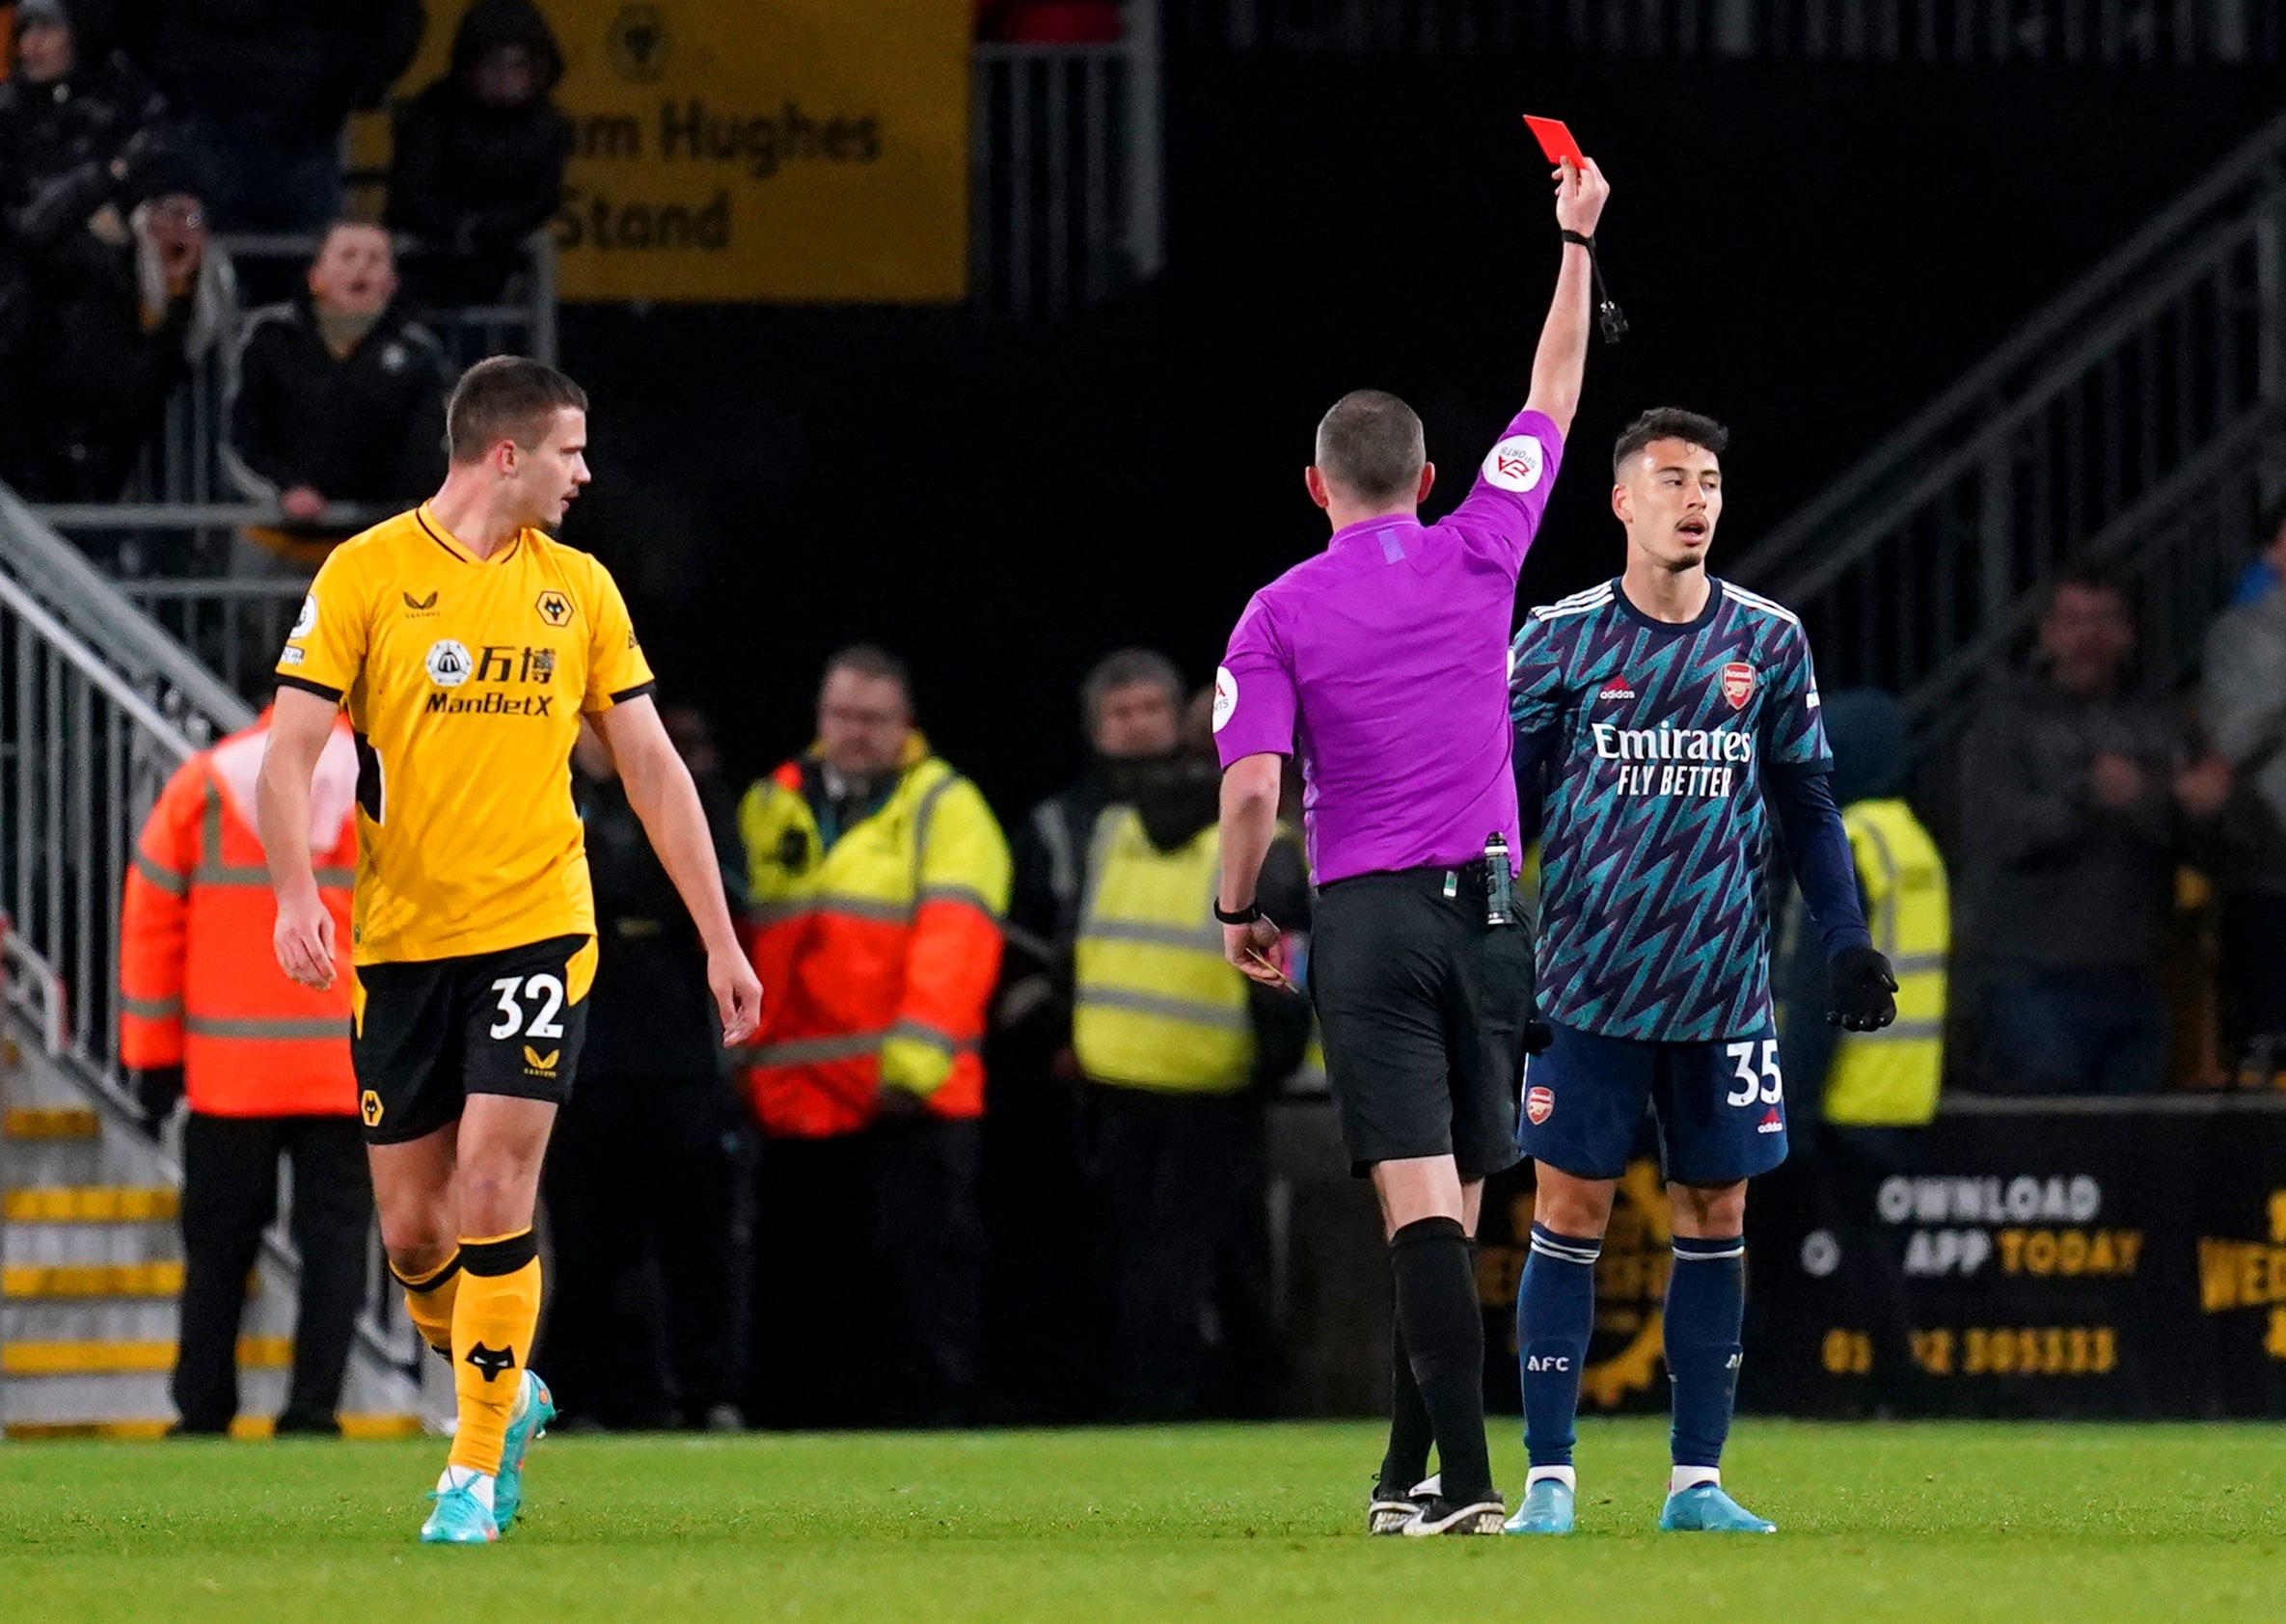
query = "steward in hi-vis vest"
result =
(1827, 798, 1947, 1126)
(118, 708, 373, 1438)
(1071, 701, 1311, 1420)
(735, 647, 1009, 1429)
(1775, 687, 1947, 1419)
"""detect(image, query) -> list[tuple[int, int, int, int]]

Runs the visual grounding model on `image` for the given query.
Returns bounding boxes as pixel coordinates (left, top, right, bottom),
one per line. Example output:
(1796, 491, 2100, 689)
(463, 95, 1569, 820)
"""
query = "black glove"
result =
(1826, 944, 1899, 1033)
(129, 1066, 185, 1137)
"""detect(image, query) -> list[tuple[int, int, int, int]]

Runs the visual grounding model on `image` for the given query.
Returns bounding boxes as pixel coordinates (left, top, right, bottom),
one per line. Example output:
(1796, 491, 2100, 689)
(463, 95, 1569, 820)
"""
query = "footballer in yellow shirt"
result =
(258, 357, 761, 1546)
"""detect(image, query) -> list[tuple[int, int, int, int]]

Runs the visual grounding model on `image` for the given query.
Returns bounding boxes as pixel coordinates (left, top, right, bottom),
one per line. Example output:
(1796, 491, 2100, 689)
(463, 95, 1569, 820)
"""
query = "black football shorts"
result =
(351, 934, 594, 1145)
(1308, 867, 1534, 1180)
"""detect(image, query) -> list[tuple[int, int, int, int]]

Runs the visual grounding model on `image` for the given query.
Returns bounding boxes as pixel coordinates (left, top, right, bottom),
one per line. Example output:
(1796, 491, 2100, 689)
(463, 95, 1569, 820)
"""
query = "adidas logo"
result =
(1757, 1108, 1783, 1135)
(1598, 684, 1637, 701)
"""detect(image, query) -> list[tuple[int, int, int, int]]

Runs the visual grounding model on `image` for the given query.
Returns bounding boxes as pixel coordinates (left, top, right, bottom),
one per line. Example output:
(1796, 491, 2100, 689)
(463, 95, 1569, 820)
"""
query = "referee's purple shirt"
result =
(1212, 407, 1565, 886)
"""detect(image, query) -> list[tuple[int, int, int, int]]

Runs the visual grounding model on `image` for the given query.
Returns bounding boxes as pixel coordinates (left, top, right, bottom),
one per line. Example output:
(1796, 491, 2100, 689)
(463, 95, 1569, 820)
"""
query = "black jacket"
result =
(385, 0, 570, 300)
(0, 45, 172, 262)
(577, 767, 748, 1082)
(1, 232, 211, 501)
(224, 296, 449, 503)
(119, 0, 422, 142)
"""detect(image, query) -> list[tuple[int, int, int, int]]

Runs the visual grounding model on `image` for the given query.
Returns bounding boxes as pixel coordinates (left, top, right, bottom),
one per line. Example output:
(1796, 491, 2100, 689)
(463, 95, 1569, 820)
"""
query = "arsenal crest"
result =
(1525, 1085, 1555, 1125)
(1719, 662, 1756, 711)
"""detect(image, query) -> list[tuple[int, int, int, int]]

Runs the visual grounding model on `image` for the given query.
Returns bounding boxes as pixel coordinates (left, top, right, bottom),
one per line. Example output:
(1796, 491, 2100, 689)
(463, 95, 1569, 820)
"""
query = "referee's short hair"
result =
(1612, 407, 1730, 477)
(447, 357, 589, 463)
(1315, 390, 1427, 503)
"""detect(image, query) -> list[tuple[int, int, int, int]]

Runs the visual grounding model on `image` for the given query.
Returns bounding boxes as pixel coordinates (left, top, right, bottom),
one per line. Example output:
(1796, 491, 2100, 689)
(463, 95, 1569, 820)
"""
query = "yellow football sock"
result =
(448, 1230, 542, 1477)
(389, 1251, 461, 1355)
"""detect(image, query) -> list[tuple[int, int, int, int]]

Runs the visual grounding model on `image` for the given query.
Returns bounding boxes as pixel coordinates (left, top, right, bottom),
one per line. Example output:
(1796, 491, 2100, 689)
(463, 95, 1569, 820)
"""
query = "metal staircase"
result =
(0, 488, 431, 1438)
(1729, 104, 2286, 823)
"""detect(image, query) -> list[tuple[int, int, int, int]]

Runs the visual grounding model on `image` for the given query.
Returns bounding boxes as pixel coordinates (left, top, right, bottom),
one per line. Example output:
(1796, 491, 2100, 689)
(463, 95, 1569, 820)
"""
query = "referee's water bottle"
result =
(1483, 831, 1516, 928)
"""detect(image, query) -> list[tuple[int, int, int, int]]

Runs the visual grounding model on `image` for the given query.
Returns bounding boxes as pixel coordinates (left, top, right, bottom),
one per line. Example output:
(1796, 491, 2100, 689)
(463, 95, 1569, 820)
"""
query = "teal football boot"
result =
(420, 1482, 500, 1545)
(493, 1369, 556, 1532)
(1657, 1482, 1777, 1533)
(1502, 1476, 1576, 1534)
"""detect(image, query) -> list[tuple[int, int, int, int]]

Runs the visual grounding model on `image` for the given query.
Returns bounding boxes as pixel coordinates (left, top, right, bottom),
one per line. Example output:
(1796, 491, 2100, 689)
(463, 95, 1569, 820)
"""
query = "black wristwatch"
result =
(1213, 899, 1264, 926)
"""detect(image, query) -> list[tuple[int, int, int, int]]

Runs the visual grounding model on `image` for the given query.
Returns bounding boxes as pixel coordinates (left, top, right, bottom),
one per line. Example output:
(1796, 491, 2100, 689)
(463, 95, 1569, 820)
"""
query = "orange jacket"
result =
(737, 743, 1011, 1138)
(119, 714, 359, 1118)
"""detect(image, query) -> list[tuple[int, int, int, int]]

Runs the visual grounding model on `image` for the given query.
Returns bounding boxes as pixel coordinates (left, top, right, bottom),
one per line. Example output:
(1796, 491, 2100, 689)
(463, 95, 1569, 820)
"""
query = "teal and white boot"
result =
(493, 1369, 556, 1532)
(1503, 1473, 1577, 1535)
(1657, 1481, 1776, 1533)
(420, 1470, 500, 1545)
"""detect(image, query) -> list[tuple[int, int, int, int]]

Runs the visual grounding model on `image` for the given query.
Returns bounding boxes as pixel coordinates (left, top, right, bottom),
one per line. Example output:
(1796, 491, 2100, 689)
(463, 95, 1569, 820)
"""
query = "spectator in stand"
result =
(1957, 567, 2232, 1094)
(0, 0, 169, 243)
(1072, 689, 1308, 1420)
(119, 702, 369, 1436)
(2, 156, 236, 505)
(989, 648, 1182, 1416)
(223, 220, 449, 576)
(0, 0, 198, 499)
(117, 0, 422, 231)
(386, 0, 571, 307)
(2199, 499, 2286, 1077)
(739, 647, 1010, 1428)
(541, 707, 749, 1432)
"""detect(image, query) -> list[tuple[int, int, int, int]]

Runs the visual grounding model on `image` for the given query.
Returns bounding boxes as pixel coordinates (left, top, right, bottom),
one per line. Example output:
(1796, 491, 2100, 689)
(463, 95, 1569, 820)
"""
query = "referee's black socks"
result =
(1389, 1216, 1493, 1503)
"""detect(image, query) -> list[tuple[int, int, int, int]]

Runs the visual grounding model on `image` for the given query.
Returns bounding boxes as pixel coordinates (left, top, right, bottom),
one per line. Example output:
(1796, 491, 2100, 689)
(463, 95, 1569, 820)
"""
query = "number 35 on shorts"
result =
(1724, 1039, 1784, 1107)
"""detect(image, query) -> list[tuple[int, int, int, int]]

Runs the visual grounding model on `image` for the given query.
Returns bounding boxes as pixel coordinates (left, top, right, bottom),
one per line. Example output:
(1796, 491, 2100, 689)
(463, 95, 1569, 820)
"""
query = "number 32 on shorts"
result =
(489, 974, 567, 1041)
(1724, 1039, 1783, 1107)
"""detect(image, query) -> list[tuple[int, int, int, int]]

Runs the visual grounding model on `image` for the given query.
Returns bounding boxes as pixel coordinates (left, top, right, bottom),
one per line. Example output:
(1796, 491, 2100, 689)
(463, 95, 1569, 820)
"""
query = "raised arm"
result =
(594, 694, 763, 1044)
(259, 687, 346, 989)
(1522, 159, 1611, 439)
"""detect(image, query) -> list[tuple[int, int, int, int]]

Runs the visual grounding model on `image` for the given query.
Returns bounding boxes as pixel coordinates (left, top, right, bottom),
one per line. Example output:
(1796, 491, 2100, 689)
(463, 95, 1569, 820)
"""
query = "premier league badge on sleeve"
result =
(1483, 434, 1545, 494)
(1719, 662, 1756, 710)
(1212, 665, 1238, 733)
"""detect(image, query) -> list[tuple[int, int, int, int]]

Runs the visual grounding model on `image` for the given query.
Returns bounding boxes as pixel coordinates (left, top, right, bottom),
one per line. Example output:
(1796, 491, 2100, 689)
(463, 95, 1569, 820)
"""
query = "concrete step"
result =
(2, 1262, 184, 1298)
(3, 1186, 179, 1222)
(2, 1299, 183, 1343)
(3, 1220, 181, 1267)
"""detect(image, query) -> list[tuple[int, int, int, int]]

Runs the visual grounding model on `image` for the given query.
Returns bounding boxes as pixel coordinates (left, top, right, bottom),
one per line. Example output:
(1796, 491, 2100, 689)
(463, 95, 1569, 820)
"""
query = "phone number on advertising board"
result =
(1822, 1326, 2119, 1377)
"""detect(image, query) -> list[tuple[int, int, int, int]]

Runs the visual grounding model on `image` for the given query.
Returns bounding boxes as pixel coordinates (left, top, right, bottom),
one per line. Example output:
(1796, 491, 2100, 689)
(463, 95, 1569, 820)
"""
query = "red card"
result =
(1523, 115, 1589, 172)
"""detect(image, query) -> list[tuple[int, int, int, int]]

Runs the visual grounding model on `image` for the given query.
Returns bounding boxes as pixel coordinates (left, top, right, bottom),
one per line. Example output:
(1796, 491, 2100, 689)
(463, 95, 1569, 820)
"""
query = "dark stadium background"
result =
(554, 50, 2278, 810)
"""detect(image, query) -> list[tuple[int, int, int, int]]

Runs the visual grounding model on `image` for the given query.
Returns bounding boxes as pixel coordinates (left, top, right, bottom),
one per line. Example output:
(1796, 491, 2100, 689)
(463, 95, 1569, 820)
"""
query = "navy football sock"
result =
(1518, 1223, 1599, 1474)
(1665, 1233, 1747, 1471)
(1389, 1217, 1492, 1503)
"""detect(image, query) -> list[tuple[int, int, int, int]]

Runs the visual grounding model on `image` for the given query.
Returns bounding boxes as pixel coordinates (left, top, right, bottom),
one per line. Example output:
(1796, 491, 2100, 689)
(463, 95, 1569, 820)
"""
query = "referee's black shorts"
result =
(1309, 865, 1533, 1180)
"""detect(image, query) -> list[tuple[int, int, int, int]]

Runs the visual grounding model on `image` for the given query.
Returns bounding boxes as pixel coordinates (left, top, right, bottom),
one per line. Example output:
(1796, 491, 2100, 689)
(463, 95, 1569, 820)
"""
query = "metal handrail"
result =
(0, 486, 255, 733)
(1731, 104, 2286, 592)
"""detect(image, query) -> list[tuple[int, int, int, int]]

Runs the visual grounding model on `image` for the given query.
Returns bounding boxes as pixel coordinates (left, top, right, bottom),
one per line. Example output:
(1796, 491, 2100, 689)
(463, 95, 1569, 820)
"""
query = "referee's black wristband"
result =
(1560, 230, 1593, 250)
(1213, 899, 1264, 926)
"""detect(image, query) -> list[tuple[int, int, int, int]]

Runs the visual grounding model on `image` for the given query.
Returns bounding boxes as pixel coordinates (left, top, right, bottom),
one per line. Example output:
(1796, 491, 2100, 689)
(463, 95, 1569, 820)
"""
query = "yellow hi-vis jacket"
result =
(738, 735, 1010, 1138)
(1072, 806, 1256, 1094)
(1826, 798, 1949, 1126)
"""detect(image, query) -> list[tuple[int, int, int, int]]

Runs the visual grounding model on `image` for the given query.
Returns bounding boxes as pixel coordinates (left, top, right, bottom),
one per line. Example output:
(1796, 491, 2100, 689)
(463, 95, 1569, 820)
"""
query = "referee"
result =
(1214, 157, 1610, 1536)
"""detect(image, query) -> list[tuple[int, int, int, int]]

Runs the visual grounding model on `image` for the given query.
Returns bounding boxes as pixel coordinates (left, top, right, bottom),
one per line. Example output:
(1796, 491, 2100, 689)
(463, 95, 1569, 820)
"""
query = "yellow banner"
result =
(380, 0, 969, 304)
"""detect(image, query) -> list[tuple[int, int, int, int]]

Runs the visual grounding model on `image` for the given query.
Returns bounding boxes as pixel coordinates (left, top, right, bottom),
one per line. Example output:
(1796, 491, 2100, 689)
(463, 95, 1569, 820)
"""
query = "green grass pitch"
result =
(4, 1420, 2282, 1621)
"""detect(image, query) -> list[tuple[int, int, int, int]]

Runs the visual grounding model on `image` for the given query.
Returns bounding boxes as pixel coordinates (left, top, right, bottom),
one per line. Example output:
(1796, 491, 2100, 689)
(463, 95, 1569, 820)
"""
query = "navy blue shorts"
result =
(1515, 1020, 1789, 1185)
